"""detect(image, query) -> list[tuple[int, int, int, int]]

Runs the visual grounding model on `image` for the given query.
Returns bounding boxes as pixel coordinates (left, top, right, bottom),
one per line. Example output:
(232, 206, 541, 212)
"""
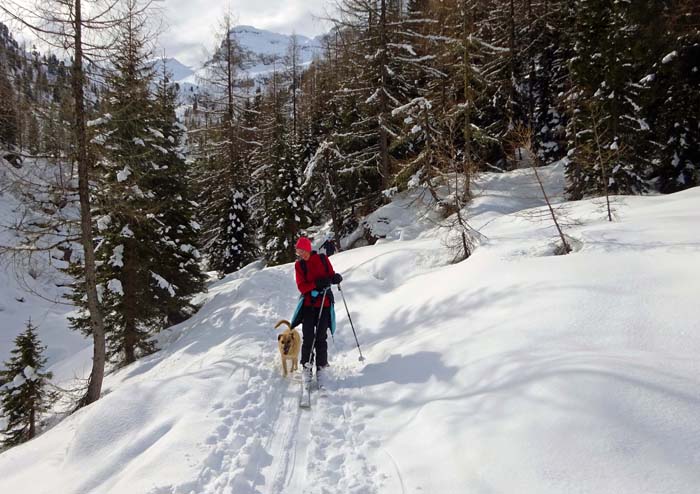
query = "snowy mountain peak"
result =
(230, 25, 315, 54)
(230, 24, 322, 69)
(159, 57, 195, 82)
(173, 25, 325, 92)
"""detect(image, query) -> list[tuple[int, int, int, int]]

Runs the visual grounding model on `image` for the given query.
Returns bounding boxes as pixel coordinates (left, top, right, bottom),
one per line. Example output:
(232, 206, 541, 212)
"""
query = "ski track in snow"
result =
(302, 363, 380, 494)
(154, 347, 381, 494)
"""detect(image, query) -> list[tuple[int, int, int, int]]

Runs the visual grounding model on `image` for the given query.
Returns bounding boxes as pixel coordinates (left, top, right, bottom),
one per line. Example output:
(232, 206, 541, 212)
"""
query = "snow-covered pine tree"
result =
(424, 0, 498, 185)
(466, 0, 525, 164)
(293, 47, 349, 238)
(148, 61, 206, 325)
(0, 320, 56, 448)
(0, 0, 144, 408)
(41, 55, 74, 161)
(302, 138, 345, 239)
(287, 34, 303, 144)
(0, 60, 18, 148)
(442, 0, 571, 169)
(70, 2, 203, 366)
(642, 2, 700, 193)
(285, 34, 319, 228)
(520, 0, 574, 163)
(258, 69, 308, 265)
(308, 33, 383, 209)
(565, 0, 650, 199)
(193, 13, 258, 275)
(385, 0, 444, 192)
(73, 3, 161, 365)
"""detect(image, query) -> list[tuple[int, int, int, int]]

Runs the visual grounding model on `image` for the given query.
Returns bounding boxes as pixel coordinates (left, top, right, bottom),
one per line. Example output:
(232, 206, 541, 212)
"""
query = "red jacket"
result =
(295, 252, 335, 307)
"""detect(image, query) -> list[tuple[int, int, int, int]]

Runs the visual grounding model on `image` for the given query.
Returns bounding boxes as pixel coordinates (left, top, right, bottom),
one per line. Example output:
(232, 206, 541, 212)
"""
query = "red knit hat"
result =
(295, 236, 312, 252)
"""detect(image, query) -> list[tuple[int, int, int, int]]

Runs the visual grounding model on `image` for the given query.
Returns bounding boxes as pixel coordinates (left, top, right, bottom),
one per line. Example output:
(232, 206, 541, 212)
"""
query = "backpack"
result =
(298, 252, 330, 281)
(323, 239, 336, 255)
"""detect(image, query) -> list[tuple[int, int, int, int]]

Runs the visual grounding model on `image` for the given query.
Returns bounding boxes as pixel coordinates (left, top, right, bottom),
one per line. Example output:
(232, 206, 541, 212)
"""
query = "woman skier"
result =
(293, 236, 342, 387)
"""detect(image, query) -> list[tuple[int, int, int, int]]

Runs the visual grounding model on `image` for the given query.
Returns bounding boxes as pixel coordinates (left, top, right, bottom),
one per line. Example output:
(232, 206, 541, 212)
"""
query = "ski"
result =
(299, 367, 312, 408)
(299, 380, 311, 408)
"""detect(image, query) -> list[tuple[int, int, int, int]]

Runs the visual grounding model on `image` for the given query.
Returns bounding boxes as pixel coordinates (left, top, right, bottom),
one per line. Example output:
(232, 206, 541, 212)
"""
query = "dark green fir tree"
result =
(258, 77, 309, 266)
(643, 5, 700, 193)
(565, 0, 652, 199)
(68, 6, 204, 367)
(1, 320, 56, 448)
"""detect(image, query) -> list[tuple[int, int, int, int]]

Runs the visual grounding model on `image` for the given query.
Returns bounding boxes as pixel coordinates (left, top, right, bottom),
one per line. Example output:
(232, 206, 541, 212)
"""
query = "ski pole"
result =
(307, 287, 328, 370)
(338, 284, 365, 362)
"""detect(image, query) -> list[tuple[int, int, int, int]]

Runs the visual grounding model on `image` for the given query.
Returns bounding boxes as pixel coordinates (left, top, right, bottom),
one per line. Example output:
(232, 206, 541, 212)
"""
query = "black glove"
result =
(331, 273, 343, 285)
(315, 277, 330, 290)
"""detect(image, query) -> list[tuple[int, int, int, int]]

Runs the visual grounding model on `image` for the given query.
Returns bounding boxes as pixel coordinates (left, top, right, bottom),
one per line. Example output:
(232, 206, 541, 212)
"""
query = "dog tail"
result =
(275, 319, 292, 330)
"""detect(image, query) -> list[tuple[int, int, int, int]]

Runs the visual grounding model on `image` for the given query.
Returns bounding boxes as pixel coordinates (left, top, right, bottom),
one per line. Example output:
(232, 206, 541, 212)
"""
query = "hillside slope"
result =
(1, 164, 699, 494)
(0, 160, 91, 384)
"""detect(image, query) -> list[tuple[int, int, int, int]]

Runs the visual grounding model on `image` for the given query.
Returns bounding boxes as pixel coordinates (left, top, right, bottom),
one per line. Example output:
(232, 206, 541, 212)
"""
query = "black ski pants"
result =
(300, 304, 330, 369)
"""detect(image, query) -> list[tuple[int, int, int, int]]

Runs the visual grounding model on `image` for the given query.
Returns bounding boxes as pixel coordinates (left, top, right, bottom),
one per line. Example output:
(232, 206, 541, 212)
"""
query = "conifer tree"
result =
(79, 1, 161, 365)
(258, 71, 309, 265)
(318, 33, 384, 207)
(0, 65, 18, 147)
(296, 50, 350, 238)
(0, 320, 56, 448)
(149, 62, 207, 324)
(194, 14, 258, 275)
(331, 0, 408, 193)
(565, 0, 650, 199)
(520, 0, 574, 163)
(643, 3, 700, 193)
(385, 0, 445, 191)
(70, 2, 204, 366)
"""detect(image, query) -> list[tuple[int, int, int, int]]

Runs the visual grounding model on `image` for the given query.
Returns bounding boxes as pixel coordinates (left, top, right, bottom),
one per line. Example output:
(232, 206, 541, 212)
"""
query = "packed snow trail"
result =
(143, 307, 382, 494)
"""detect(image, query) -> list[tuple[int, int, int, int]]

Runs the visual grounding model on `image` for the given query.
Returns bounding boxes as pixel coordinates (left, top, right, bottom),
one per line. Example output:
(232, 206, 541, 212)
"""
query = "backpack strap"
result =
(299, 259, 308, 281)
(318, 253, 330, 275)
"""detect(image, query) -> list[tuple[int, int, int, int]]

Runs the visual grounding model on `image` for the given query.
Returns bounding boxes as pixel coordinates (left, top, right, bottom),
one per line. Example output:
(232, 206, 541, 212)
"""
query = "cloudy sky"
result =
(5, 0, 333, 67)
(159, 0, 333, 66)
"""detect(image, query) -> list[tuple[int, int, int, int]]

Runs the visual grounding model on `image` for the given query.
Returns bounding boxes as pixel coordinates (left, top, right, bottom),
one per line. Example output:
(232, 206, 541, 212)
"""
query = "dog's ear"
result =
(277, 334, 282, 340)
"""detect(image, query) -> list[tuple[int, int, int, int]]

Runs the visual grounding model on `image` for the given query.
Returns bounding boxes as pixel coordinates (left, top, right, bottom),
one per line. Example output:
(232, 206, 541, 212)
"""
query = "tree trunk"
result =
(326, 154, 342, 251)
(462, 0, 473, 201)
(532, 163, 571, 254)
(122, 239, 138, 364)
(527, 0, 536, 128)
(378, 0, 390, 189)
(508, 0, 517, 130)
(73, 0, 106, 408)
(29, 397, 36, 439)
(226, 23, 237, 183)
(291, 37, 298, 143)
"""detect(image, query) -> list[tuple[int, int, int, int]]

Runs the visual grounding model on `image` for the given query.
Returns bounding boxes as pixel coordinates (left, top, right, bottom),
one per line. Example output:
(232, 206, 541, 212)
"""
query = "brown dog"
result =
(275, 320, 301, 377)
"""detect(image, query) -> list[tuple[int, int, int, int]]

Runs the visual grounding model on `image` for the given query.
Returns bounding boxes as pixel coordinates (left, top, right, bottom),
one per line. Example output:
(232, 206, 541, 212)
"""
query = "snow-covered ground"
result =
(1, 163, 699, 493)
